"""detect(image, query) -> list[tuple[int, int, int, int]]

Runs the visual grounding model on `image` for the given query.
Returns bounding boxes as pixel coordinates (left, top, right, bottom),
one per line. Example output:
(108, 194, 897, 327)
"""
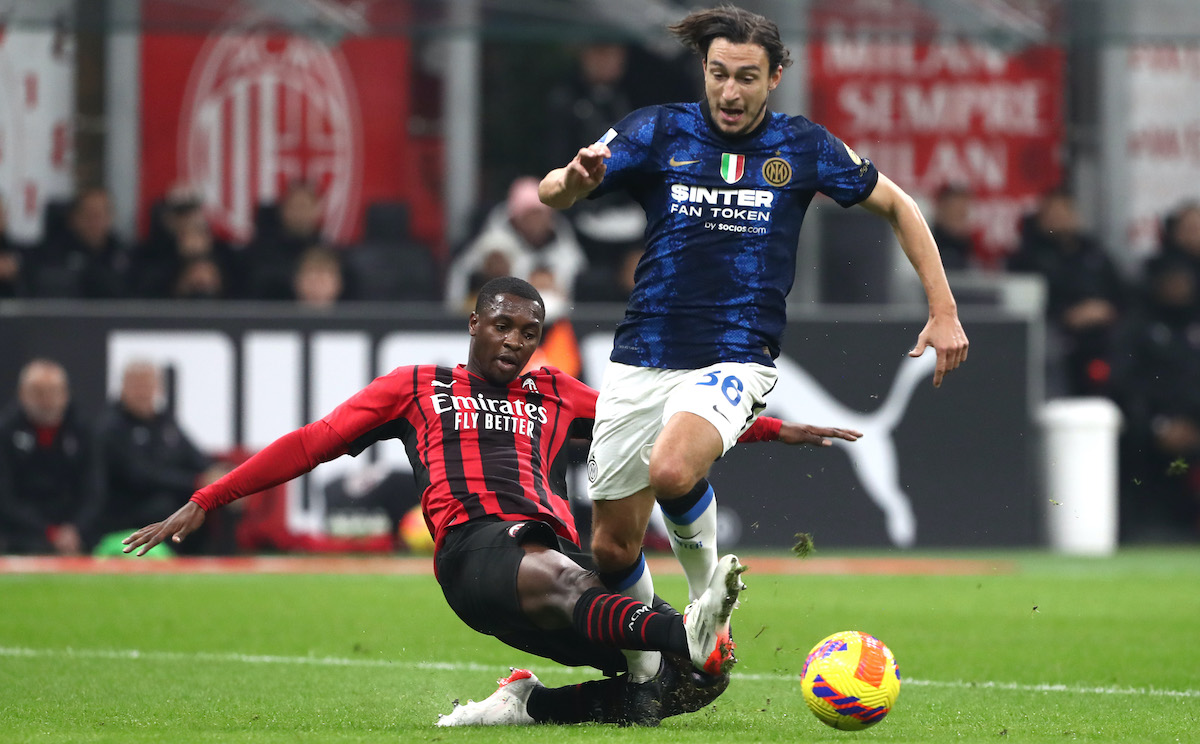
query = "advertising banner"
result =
(0, 305, 1040, 549)
(0, 24, 74, 242)
(809, 0, 1065, 262)
(139, 0, 442, 247)
(1122, 44, 1200, 257)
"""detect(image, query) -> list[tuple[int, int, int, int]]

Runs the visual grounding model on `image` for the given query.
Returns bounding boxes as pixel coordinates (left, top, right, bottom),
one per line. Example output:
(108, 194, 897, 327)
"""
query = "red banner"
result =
(809, 2, 1064, 262)
(139, 1, 442, 249)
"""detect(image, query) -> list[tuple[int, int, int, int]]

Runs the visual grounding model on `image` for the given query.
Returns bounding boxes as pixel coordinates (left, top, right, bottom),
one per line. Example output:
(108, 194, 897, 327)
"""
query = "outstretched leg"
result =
(436, 654, 731, 727)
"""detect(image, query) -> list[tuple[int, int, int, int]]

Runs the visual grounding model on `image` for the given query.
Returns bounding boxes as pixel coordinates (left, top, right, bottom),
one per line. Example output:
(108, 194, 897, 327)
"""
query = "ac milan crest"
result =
(179, 21, 362, 243)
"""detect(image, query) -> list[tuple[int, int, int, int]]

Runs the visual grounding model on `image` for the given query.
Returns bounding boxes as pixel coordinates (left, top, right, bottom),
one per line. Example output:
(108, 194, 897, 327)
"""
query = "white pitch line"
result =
(2, 646, 1198, 699)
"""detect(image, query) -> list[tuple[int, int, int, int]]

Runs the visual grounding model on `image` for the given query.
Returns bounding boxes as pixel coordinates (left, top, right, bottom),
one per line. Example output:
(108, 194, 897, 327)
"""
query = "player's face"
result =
(467, 293, 544, 385)
(703, 38, 782, 136)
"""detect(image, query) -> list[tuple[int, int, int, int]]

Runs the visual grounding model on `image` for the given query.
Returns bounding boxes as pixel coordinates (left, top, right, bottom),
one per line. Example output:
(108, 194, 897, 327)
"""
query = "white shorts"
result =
(586, 361, 778, 502)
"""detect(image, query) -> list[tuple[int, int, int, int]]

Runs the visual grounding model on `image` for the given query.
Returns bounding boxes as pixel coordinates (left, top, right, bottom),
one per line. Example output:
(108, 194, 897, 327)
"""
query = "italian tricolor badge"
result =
(720, 153, 745, 184)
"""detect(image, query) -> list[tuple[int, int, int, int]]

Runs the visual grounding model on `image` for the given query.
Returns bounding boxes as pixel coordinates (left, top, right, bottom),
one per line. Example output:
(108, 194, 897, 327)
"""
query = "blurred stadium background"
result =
(1, 0, 1200, 555)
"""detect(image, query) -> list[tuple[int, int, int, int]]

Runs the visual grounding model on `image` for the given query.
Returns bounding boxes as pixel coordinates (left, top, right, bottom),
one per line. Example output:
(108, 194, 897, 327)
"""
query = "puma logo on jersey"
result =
(431, 379, 454, 388)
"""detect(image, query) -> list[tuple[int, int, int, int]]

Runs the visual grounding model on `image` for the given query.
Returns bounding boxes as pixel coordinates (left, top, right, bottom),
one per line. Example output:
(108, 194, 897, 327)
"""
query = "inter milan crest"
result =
(762, 157, 792, 187)
(720, 153, 745, 184)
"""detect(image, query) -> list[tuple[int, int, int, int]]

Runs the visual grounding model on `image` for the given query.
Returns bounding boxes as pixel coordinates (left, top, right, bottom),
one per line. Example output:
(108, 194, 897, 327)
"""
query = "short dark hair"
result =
(474, 276, 545, 316)
(668, 4, 792, 71)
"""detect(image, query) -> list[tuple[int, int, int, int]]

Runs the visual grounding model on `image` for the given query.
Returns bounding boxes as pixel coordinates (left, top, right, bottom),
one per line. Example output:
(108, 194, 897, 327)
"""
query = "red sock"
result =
(572, 587, 687, 655)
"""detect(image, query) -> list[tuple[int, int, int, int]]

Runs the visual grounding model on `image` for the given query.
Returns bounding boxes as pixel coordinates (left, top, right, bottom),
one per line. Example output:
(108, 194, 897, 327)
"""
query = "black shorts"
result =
(435, 517, 627, 675)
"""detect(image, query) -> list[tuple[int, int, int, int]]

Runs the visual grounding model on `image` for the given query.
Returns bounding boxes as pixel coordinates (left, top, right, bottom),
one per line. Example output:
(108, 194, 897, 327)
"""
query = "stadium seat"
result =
(343, 241, 441, 302)
(363, 201, 411, 243)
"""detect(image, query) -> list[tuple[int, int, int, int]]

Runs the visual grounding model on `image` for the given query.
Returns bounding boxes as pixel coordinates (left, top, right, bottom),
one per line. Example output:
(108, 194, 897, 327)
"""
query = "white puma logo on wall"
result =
(581, 335, 935, 548)
(767, 352, 935, 547)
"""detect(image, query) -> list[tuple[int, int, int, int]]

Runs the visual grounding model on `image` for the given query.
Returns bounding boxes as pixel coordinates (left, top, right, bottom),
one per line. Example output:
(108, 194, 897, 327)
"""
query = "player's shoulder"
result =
(374, 364, 454, 387)
(609, 102, 704, 140)
(770, 110, 829, 140)
(524, 366, 594, 392)
(523, 364, 569, 382)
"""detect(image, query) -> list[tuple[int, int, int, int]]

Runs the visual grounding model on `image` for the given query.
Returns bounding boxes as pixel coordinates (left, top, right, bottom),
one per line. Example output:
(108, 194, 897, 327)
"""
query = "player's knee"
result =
(590, 532, 640, 571)
(558, 562, 602, 602)
(648, 458, 698, 499)
(520, 552, 596, 627)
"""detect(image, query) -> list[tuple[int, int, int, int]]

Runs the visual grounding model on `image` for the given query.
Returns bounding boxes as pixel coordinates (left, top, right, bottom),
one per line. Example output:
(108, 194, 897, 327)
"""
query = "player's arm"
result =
(539, 143, 611, 209)
(739, 416, 861, 446)
(122, 368, 414, 555)
(858, 173, 969, 387)
(121, 420, 349, 556)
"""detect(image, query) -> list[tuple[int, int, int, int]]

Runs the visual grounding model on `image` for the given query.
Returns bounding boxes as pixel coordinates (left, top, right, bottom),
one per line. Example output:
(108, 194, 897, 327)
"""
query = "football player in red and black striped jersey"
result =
(124, 277, 859, 726)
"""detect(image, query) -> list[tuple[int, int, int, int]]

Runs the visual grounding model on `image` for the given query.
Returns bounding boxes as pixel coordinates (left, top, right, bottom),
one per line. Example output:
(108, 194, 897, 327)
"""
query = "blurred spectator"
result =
(133, 188, 237, 298)
(1110, 255, 1200, 541)
(544, 42, 647, 269)
(292, 246, 345, 308)
(445, 176, 586, 312)
(94, 361, 230, 553)
(173, 256, 226, 300)
(1159, 201, 1200, 303)
(575, 246, 642, 304)
(545, 42, 633, 171)
(1008, 188, 1126, 397)
(244, 181, 326, 300)
(523, 267, 582, 379)
(929, 184, 977, 271)
(0, 359, 104, 554)
(0, 194, 29, 298)
(27, 187, 130, 298)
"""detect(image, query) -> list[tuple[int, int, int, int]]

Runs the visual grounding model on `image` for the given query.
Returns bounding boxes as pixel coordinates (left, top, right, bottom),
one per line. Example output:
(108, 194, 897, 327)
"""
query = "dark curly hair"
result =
(668, 4, 792, 71)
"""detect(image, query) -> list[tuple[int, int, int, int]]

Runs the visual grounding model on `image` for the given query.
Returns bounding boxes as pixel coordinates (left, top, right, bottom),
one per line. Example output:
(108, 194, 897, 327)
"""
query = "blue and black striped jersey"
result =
(591, 101, 879, 369)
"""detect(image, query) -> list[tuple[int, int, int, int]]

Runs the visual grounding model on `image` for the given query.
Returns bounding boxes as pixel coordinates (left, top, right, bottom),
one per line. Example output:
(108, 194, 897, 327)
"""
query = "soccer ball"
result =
(398, 505, 434, 553)
(800, 630, 901, 730)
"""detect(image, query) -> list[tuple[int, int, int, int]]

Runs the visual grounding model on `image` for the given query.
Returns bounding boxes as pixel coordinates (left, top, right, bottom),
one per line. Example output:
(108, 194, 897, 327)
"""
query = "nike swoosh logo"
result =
(669, 156, 701, 167)
(711, 404, 730, 422)
(673, 529, 702, 540)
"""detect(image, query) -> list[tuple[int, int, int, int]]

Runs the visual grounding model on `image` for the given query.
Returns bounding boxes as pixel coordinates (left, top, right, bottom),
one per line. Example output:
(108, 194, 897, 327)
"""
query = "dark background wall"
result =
(0, 303, 1040, 548)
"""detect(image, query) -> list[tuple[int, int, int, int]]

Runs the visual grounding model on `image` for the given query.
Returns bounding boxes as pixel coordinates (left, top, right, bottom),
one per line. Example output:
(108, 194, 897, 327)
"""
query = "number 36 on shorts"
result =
(696, 370, 745, 406)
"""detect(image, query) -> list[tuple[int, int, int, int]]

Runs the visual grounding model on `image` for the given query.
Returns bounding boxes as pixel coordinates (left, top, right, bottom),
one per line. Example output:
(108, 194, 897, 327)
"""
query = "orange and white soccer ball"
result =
(800, 630, 901, 730)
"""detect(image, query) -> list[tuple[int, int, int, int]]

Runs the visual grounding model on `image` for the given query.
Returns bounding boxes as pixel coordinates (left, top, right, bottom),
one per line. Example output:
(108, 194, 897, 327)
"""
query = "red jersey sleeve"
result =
(322, 366, 418, 455)
(738, 415, 782, 443)
(548, 366, 597, 420)
(191, 420, 348, 511)
(191, 366, 419, 512)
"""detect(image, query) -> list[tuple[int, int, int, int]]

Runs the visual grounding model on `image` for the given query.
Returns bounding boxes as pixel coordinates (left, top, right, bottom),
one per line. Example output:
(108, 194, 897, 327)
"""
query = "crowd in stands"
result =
(0, 358, 232, 556)
(932, 186, 1200, 541)
(1, 40, 1198, 547)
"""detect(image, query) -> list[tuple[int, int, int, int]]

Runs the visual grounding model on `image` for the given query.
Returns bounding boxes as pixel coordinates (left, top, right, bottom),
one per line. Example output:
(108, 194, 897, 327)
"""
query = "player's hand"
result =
(778, 422, 862, 447)
(909, 313, 969, 387)
(563, 143, 610, 194)
(122, 501, 206, 556)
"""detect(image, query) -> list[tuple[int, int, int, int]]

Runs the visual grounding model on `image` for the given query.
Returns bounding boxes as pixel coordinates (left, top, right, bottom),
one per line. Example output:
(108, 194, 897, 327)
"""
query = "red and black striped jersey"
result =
(322, 364, 595, 550)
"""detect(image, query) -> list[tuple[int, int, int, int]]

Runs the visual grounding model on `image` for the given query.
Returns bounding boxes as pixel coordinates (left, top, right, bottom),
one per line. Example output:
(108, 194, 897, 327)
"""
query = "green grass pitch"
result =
(1, 548, 1198, 743)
